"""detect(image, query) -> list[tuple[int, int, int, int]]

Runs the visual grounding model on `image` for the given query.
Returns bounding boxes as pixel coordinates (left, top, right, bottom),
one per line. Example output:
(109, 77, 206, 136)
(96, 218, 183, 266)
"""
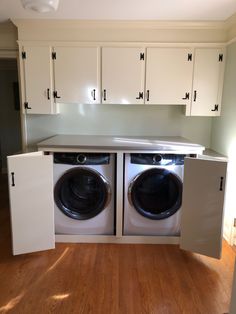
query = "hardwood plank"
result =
(0, 174, 235, 314)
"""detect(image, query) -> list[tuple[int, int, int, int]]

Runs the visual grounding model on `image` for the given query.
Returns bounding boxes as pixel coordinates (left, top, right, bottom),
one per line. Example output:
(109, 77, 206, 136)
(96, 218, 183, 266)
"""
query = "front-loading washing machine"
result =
(123, 153, 186, 236)
(54, 152, 115, 235)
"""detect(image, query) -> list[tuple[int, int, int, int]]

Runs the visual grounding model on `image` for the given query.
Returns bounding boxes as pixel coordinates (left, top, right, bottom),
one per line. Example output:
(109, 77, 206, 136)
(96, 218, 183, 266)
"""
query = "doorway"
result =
(0, 58, 21, 173)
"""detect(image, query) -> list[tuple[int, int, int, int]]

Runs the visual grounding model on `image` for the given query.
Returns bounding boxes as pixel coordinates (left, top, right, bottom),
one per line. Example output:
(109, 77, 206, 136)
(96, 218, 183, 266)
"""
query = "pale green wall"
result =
(211, 42, 236, 155)
(26, 104, 212, 149)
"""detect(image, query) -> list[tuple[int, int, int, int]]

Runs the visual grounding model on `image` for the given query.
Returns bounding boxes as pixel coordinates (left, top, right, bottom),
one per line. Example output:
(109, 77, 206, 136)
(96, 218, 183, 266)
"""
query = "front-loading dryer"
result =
(54, 152, 115, 235)
(123, 153, 186, 236)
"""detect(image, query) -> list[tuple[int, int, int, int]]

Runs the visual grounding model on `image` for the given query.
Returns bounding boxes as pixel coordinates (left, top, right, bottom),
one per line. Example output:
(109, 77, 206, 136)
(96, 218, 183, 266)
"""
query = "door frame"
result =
(0, 49, 27, 155)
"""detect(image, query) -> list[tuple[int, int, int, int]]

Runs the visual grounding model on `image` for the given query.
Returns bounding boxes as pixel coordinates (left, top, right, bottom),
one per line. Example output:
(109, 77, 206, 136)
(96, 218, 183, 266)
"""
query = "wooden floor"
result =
(0, 174, 235, 314)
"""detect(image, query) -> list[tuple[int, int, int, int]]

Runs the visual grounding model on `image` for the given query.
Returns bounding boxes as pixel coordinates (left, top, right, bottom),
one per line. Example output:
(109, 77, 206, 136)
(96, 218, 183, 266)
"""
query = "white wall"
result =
(26, 104, 212, 149)
(211, 42, 236, 244)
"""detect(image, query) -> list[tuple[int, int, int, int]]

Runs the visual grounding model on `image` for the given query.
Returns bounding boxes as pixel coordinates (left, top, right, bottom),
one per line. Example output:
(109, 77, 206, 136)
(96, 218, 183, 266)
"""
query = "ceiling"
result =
(0, 0, 236, 22)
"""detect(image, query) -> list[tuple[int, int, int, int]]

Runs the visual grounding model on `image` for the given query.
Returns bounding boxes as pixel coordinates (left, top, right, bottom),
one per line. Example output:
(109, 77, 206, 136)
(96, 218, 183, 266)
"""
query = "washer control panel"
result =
(54, 153, 110, 165)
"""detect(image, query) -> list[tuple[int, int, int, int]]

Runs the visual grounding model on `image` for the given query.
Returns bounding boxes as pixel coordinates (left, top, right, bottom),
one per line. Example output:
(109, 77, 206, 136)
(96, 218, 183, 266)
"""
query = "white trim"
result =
(226, 36, 236, 46)
(0, 49, 18, 58)
(18, 40, 226, 48)
(12, 19, 227, 31)
(55, 234, 180, 244)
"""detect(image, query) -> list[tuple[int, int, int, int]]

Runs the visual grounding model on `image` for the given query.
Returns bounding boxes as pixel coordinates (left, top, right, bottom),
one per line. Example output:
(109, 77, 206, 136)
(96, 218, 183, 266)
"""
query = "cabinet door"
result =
(22, 46, 55, 114)
(145, 48, 193, 105)
(180, 157, 227, 259)
(7, 152, 55, 255)
(54, 47, 100, 104)
(189, 48, 225, 116)
(102, 47, 145, 104)
(230, 261, 236, 314)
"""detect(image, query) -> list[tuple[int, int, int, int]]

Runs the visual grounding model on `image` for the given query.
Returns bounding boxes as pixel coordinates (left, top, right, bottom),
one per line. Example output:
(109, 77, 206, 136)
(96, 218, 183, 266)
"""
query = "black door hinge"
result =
(52, 52, 56, 60)
(22, 51, 26, 59)
(140, 53, 145, 60)
(136, 92, 144, 100)
(188, 53, 192, 61)
(219, 54, 223, 62)
(24, 102, 32, 110)
(182, 92, 190, 100)
(211, 104, 219, 112)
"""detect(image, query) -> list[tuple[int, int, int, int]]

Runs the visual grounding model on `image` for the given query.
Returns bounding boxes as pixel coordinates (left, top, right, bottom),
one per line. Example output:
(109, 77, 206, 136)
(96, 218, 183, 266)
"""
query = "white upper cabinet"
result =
(7, 152, 55, 255)
(180, 157, 227, 259)
(102, 47, 145, 104)
(187, 48, 225, 116)
(21, 46, 57, 114)
(145, 48, 194, 105)
(53, 46, 100, 104)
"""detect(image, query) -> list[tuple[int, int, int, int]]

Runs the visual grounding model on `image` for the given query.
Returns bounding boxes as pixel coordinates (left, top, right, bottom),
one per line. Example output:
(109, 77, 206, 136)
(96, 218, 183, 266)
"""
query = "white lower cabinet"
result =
(7, 152, 227, 259)
(230, 261, 236, 314)
(7, 152, 55, 255)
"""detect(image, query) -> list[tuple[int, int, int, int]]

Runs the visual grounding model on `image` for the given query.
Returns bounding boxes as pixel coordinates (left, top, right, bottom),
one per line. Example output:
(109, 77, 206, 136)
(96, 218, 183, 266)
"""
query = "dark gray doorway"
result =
(0, 58, 21, 173)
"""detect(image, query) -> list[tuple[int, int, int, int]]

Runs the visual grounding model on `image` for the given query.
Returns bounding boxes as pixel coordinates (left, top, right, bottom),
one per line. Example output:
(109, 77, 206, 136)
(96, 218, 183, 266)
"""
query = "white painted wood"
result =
(54, 46, 100, 104)
(190, 48, 225, 116)
(180, 157, 227, 259)
(230, 260, 236, 314)
(102, 47, 145, 104)
(23, 46, 56, 114)
(116, 152, 124, 237)
(145, 48, 193, 105)
(55, 234, 180, 244)
(7, 152, 55, 255)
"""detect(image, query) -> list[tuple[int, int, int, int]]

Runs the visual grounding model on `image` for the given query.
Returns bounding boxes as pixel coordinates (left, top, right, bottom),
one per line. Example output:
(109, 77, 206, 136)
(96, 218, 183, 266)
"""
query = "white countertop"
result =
(37, 135, 205, 153)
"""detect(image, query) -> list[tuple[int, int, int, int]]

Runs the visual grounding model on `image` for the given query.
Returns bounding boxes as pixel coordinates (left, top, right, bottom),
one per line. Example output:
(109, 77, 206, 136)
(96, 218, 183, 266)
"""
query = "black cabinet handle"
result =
(146, 90, 150, 102)
(182, 92, 189, 100)
(103, 89, 107, 101)
(47, 88, 50, 100)
(211, 104, 219, 112)
(11, 172, 15, 187)
(193, 90, 197, 102)
(53, 91, 61, 99)
(219, 176, 224, 191)
(92, 89, 96, 101)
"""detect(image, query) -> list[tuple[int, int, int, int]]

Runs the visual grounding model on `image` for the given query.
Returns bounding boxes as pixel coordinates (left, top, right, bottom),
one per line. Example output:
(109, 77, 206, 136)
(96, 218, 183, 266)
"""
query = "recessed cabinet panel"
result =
(22, 46, 55, 114)
(7, 152, 55, 255)
(102, 47, 145, 104)
(180, 157, 227, 259)
(190, 48, 225, 116)
(146, 48, 193, 105)
(54, 47, 100, 104)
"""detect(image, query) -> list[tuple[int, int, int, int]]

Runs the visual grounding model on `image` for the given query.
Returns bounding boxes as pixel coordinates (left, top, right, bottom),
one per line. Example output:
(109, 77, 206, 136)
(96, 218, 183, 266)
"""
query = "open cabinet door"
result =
(230, 260, 236, 314)
(7, 152, 55, 255)
(180, 157, 227, 259)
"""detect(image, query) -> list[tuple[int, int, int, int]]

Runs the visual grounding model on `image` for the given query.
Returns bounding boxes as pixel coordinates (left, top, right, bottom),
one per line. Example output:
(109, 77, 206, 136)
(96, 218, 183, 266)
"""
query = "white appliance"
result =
(54, 152, 115, 235)
(124, 153, 188, 236)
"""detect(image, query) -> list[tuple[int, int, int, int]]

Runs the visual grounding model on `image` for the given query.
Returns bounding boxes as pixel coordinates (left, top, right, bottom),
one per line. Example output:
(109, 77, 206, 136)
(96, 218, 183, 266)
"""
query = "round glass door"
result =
(54, 168, 111, 220)
(129, 168, 182, 220)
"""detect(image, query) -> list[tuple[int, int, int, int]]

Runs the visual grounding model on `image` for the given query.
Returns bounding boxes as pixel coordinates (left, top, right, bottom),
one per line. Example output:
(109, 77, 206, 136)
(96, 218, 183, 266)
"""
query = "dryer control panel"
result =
(130, 153, 195, 166)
